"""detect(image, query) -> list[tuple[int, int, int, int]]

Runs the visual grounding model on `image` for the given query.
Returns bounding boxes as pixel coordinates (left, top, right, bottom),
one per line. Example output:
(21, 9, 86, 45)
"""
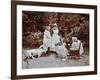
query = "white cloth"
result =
(43, 30, 52, 48)
(55, 43, 69, 58)
(70, 37, 84, 55)
(79, 42, 84, 55)
(51, 27, 60, 51)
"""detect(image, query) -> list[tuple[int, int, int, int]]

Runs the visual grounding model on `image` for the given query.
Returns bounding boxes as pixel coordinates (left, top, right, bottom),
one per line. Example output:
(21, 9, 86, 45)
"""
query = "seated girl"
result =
(55, 35, 69, 61)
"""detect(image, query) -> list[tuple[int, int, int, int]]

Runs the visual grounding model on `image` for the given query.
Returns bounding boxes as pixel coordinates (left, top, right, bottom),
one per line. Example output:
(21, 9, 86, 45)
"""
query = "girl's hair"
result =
(50, 29, 53, 36)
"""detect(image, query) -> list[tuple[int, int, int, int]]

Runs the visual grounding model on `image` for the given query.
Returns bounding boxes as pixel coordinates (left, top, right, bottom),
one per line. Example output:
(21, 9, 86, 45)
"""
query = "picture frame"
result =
(11, 0, 97, 80)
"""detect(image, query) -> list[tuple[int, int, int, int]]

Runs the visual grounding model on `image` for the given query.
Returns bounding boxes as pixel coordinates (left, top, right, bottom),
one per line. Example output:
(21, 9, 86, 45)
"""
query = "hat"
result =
(46, 26, 50, 30)
(53, 23, 57, 26)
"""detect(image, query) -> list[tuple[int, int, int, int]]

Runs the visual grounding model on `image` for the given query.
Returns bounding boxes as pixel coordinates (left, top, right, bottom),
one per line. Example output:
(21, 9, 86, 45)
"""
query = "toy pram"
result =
(67, 41, 81, 60)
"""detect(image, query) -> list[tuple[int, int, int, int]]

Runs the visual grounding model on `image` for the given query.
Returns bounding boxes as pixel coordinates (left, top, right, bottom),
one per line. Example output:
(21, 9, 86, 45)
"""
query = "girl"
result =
(43, 26, 52, 54)
(55, 35, 69, 61)
(51, 23, 61, 51)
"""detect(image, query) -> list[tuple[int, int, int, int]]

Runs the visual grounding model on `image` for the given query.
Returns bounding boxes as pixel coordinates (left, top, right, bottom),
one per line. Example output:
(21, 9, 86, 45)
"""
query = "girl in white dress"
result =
(55, 36, 69, 61)
(43, 26, 52, 48)
(51, 24, 61, 51)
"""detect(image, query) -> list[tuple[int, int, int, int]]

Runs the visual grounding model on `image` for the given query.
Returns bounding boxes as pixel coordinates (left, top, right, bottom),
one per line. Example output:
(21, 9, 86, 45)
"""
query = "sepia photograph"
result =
(22, 11, 89, 69)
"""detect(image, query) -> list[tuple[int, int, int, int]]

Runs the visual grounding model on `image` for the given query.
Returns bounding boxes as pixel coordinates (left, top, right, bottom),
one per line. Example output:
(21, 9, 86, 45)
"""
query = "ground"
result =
(22, 47, 89, 69)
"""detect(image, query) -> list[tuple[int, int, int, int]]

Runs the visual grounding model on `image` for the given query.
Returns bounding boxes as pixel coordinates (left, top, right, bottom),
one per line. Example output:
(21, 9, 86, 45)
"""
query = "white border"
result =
(17, 5, 94, 75)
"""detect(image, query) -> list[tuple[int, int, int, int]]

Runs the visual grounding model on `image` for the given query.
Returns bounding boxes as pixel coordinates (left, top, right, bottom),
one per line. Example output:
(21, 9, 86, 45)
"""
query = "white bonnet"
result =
(72, 37, 78, 41)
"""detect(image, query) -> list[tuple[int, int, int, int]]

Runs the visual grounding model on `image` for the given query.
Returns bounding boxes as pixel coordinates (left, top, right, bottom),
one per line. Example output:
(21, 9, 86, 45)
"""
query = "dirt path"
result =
(22, 53, 89, 69)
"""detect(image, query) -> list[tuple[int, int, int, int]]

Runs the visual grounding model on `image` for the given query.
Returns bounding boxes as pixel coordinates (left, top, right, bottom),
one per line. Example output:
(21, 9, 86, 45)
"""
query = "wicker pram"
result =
(67, 41, 81, 60)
